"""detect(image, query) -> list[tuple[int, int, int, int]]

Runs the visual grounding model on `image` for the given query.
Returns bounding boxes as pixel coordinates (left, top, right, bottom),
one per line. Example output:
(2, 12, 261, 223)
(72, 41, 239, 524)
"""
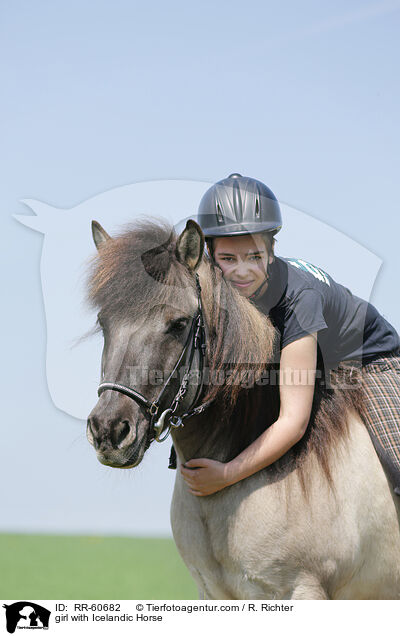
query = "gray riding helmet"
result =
(197, 173, 282, 237)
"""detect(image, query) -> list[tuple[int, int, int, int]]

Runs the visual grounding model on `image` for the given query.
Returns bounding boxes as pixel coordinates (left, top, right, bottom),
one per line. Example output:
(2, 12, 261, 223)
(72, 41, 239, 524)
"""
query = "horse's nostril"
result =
(111, 419, 132, 448)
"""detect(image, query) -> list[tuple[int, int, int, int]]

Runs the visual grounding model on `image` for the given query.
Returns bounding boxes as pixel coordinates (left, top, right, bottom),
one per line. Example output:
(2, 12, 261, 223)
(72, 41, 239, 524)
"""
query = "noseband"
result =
(97, 274, 211, 442)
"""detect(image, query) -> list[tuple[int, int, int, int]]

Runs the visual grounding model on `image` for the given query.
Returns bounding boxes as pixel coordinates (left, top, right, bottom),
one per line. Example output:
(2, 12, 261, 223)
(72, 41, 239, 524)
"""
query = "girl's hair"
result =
(205, 231, 276, 262)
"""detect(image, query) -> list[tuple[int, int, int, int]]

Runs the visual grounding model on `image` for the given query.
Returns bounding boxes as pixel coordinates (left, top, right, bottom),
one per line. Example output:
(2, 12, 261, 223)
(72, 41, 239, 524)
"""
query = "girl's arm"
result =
(181, 333, 317, 495)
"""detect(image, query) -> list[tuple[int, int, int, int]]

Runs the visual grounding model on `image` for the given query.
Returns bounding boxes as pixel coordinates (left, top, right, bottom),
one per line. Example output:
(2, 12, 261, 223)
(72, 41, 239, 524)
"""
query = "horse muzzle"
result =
(86, 408, 150, 469)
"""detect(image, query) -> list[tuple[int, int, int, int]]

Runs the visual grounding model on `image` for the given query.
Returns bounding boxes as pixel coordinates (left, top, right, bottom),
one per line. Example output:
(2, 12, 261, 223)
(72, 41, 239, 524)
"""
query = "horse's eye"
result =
(167, 317, 189, 334)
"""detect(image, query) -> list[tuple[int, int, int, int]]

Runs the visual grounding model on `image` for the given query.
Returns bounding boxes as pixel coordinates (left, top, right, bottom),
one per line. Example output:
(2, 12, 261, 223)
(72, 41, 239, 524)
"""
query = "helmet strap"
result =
(249, 271, 270, 301)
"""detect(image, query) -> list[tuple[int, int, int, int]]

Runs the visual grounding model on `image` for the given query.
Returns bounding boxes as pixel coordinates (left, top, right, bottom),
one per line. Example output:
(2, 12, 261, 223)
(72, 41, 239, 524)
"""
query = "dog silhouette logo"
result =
(2, 602, 51, 633)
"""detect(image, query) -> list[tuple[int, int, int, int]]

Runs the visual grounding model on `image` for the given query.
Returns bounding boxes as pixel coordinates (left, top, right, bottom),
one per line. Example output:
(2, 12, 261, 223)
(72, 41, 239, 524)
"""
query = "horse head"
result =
(86, 219, 206, 468)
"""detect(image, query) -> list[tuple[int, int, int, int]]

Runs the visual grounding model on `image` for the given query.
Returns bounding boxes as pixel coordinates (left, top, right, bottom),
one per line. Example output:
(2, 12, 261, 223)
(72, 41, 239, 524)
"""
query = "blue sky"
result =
(2, 1, 400, 536)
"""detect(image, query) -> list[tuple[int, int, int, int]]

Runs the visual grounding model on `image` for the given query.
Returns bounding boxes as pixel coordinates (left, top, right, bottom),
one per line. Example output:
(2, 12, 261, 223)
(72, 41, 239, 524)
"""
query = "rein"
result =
(97, 274, 212, 443)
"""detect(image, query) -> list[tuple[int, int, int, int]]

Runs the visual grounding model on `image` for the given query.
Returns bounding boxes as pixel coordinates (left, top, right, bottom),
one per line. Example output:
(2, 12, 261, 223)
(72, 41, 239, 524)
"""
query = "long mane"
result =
(87, 219, 366, 491)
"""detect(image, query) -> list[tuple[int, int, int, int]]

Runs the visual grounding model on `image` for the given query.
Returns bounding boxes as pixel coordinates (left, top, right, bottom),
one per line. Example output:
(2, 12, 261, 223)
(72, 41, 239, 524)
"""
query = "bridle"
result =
(97, 274, 212, 443)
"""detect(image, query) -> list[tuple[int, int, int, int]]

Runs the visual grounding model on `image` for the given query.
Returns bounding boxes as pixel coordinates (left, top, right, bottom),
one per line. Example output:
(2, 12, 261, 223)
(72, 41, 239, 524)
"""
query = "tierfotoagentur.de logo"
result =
(2, 602, 51, 633)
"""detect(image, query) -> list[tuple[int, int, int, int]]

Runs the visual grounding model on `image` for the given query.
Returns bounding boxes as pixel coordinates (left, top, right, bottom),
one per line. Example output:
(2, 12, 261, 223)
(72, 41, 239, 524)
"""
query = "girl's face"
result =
(213, 234, 273, 298)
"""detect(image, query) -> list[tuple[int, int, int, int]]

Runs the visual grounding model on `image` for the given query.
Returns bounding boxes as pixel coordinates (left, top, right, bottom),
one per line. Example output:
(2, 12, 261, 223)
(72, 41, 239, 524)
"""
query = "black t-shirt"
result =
(254, 256, 400, 371)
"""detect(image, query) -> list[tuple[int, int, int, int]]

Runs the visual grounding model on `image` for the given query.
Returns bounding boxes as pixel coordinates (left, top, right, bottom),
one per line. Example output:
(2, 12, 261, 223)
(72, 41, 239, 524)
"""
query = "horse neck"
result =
(172, 382, 280, 464)
(171, 406, 229, 464)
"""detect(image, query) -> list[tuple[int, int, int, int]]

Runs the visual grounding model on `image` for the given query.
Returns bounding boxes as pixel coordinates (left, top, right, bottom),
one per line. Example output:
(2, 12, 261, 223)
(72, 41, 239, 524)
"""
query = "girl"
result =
(181, 173, 400, 496)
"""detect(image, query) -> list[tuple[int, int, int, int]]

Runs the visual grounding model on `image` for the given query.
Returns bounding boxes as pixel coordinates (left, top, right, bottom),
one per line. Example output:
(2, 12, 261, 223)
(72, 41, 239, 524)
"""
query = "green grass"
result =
(0, 533, 198, 599)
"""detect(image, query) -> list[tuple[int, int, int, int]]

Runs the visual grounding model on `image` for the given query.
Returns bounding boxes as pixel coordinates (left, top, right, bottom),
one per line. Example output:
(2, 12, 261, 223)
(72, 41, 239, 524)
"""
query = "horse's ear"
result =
(176, 220, 205, 270)
(92, 220, 111, 250)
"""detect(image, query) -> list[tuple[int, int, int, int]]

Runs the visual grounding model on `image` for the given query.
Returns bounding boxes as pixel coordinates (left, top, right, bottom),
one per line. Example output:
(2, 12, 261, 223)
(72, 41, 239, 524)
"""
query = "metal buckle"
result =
(149, 402, 159, 416)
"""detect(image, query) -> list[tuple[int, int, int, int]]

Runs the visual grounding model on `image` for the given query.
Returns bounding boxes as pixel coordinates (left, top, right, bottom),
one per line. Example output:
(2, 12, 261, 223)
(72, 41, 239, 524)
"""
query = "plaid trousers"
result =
(359, 350, 400, 493)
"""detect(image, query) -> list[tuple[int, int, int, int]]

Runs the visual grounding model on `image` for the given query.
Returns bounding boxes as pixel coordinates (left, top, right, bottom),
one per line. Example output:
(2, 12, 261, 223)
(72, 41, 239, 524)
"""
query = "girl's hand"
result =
(180, 458, 231, 496)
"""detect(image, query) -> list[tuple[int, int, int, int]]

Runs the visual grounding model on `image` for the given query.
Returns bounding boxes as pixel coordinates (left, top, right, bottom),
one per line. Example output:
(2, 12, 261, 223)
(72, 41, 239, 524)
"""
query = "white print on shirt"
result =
(287, 258, 331, 286)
